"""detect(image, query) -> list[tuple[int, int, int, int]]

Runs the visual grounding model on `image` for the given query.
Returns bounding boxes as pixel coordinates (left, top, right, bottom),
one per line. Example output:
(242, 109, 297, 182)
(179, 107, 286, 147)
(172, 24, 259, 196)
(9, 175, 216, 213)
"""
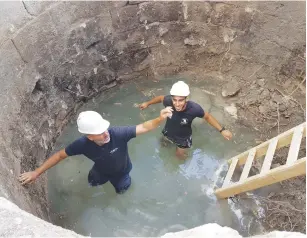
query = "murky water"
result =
(48, 78, 263, 237)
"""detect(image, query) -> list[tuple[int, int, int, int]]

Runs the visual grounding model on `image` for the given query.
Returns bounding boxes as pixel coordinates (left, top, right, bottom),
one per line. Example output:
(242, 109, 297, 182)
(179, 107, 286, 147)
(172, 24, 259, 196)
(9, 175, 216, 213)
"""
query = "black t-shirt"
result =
(163, 95, 205, 139)
(65, 126, 136, 176)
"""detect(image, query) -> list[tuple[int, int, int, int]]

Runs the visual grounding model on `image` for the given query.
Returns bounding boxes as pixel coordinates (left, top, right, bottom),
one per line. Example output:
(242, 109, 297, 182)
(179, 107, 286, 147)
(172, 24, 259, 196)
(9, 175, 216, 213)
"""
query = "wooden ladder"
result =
(215, 122, 306, 199)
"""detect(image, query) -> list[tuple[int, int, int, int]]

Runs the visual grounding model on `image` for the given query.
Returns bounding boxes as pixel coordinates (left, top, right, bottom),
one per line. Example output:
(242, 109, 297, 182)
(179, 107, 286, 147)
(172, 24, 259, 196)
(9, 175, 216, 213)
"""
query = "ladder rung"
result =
(215, 157, 306, 199)
(240, 148, 256, 182)
(286, 124, 304, 165)
(222, 157, 238, 188)
(261, 137, 278, 174)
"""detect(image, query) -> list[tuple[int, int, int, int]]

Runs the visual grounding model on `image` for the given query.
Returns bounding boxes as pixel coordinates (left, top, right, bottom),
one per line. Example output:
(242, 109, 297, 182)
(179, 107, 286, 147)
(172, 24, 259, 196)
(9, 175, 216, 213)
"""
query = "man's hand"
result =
(160, 106, 173, 119)
(136, 106, 173, 135)
(139, 102, 149, 110)
(221, 130, 233, 140)
(18, 150, 68, 185)
(19, 171, 39, 185)
(138, 96, 165, 110)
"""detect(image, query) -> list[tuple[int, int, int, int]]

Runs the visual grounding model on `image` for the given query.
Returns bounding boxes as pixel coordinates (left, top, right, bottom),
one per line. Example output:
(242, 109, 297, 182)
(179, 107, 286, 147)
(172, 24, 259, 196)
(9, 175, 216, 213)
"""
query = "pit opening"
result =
(0, 1, 305, 237)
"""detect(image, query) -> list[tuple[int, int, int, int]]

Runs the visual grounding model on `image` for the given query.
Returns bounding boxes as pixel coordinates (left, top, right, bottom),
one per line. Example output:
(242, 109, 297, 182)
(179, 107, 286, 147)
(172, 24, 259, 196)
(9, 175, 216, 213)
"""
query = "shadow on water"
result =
(48, 78, 264, 237)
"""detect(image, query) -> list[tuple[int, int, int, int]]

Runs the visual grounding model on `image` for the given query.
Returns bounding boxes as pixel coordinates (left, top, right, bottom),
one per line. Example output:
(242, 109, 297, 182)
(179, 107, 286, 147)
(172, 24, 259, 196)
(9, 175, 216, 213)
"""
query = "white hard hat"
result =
(77, 111, 110, 134)
(170, 81, 190, 97)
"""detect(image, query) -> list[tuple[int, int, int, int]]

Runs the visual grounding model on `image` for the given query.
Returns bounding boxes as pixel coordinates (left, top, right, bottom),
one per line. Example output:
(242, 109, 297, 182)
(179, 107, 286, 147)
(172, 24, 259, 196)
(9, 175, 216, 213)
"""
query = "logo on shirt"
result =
(110, 148, 118, 154)
(180, 118, 188, 125)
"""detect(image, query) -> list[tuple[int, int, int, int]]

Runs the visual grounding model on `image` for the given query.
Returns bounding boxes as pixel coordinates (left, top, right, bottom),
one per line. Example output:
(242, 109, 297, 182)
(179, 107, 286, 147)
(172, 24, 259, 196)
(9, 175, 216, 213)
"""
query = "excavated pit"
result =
(0, 1, 305, 235)
(47, 79, 263, 236)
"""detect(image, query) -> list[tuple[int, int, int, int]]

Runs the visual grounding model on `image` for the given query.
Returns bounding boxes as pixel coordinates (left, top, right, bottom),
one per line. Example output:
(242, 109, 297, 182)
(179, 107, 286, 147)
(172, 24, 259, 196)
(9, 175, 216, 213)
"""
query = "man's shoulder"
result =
(65, 136, 88, 156)
(109, 126, 136, 135)
(188, 100, 202, 109)
(109, 126, 129, 133)
(187, 101, 204, 114)
(70, 136, 89, 148)
(109, 126, 136, 141)
(74, 136, 88, 144)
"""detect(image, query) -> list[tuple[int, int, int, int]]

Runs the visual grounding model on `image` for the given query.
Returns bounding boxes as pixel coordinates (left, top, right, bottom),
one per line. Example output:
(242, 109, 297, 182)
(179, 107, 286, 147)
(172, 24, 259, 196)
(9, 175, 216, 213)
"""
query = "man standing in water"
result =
(139, 81, 233, 158)
(19, 107, 173, 194)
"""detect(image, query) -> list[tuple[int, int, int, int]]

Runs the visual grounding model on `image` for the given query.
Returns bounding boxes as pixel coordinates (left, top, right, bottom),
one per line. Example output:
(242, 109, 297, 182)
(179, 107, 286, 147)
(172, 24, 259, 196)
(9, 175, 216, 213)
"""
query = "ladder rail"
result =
(229, 122, 306, 166)
(216, 123, 306, 199)
(215, 157, 306, 199)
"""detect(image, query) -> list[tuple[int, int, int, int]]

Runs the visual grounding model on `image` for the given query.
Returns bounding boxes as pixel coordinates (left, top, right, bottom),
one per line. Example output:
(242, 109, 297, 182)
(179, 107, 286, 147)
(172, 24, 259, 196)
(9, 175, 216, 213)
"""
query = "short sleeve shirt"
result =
(163, 95, 205, 139)
(65, 126, 136, 176)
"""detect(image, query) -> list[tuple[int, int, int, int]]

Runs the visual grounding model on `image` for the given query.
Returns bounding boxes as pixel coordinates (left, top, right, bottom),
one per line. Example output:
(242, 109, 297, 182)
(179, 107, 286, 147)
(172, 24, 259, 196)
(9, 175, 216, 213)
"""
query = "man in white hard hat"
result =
(139, 81, 233, 158)
(19, 107, 173, 194)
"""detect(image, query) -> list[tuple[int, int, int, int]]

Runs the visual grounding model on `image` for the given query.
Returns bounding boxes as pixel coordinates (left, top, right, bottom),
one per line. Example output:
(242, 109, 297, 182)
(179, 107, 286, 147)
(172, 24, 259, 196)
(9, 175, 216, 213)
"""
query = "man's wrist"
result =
(219, 126, 225, 133)
(34, 169, 41, 177)
(158, 116, 165, 121)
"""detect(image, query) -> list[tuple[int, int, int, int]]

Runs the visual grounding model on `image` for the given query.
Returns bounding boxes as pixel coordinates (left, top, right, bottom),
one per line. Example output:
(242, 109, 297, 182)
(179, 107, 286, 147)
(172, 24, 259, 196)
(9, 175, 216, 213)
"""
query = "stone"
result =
(184, 2, 212, 22)
(222, 80, 241, 97)
(111, 1, 128, 8)
(0, 1, 33, 45)
(159, 27, 169, 37)
(49, 2, 113, 36)
(261, 89, 271, 100)
(224, 103, 238, 119)
(0, 40, 27, 127)
(21, 1, 57, 16)
(110, 5, 140, 31)
(230, 10, 253, 31)
(278, 103, 288, 112)
(184, 35, 206, 46)
(271, 163, 281, 169)
(210, 3, 235, 27)
(0, 198, 82, 237)
(162, 223, 306, 238)
(12, 10, 58, 62)
(259, 105, 268, 114)
(1, 198, 305, 238)
(257, 78, 266, 87)
(139, 2, 183, 23)
(272, 93, 284, 105)
(161, 223, 240, 238)
(128, 1, 145, 5)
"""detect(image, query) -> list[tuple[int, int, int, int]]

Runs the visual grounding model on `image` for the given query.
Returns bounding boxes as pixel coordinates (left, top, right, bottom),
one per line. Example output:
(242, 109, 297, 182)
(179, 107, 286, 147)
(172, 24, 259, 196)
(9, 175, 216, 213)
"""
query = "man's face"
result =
(171, 96, 187, 111)
(88, 130, 110, 145)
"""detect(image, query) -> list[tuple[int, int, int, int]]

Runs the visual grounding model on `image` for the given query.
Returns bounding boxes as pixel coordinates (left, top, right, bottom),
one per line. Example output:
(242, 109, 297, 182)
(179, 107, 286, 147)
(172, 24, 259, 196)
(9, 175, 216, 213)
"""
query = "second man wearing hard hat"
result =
(139, 81, 233, 158)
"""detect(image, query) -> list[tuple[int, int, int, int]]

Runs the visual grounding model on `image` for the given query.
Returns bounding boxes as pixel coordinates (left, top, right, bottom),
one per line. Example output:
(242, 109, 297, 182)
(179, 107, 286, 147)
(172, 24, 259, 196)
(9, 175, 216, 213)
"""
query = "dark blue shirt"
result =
(65, 126, 136, 176)
(163, 95, 205, 139)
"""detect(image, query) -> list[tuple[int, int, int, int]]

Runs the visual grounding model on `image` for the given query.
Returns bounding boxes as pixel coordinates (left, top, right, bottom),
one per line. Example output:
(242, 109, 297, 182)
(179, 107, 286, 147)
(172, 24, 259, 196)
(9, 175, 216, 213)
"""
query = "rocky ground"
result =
(211, 46, 306, 233)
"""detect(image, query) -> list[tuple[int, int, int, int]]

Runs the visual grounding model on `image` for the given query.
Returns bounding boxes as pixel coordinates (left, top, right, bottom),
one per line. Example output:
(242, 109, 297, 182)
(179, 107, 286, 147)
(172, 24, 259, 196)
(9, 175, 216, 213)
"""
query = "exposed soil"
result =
(228, 46, 306, 233)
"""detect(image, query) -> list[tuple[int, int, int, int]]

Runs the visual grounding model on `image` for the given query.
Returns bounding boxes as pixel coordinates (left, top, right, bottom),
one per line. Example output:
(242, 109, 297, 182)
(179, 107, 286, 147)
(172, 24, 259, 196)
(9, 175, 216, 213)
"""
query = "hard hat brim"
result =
(170, 89, 190, 97)
(78, 120, 110, 135)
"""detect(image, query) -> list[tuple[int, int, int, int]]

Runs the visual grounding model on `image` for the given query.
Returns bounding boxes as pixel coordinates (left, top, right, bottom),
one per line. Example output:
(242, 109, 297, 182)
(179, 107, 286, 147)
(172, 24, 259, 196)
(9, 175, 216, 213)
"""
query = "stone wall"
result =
(0, 197, 305, 237)
(0, 1, 305, 221)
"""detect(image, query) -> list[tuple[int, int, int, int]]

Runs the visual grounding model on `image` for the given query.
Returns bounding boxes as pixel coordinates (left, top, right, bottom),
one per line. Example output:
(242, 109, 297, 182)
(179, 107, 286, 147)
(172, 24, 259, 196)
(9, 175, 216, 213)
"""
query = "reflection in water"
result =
(48, 79, 262, 237)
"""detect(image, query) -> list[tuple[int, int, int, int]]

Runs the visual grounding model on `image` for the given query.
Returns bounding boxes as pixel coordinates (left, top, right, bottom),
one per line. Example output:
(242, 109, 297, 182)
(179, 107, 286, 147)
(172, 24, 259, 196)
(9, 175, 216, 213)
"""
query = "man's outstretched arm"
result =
(19, 149, 68, 185)
(139, 95, 165, 110)
(136, 107, 172, 135)
(204, 112, 233, 140)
